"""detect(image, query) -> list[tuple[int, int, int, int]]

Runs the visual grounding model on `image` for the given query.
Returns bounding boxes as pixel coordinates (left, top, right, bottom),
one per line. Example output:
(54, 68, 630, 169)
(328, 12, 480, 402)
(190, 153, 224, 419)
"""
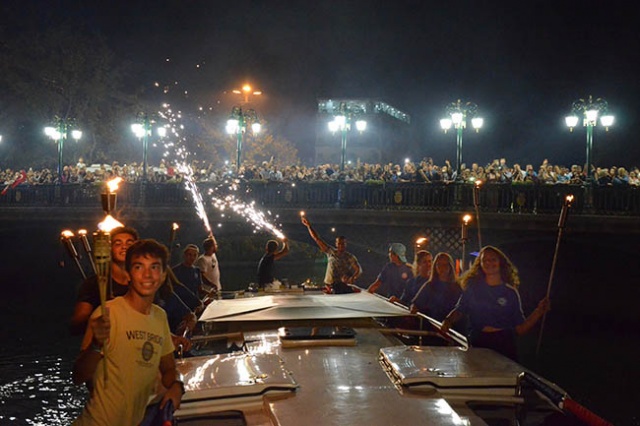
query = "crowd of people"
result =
(69, 215, 550, 423)
(3, 156, 640, 189)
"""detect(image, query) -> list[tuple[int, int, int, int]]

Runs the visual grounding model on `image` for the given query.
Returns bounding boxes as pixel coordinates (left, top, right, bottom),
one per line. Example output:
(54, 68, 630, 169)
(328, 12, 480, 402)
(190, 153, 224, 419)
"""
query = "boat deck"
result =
(176, 327, 559, 425)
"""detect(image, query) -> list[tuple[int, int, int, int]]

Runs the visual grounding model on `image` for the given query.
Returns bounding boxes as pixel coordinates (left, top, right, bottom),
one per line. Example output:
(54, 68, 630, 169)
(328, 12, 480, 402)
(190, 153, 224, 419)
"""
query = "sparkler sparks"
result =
(156, 102, 286, 239)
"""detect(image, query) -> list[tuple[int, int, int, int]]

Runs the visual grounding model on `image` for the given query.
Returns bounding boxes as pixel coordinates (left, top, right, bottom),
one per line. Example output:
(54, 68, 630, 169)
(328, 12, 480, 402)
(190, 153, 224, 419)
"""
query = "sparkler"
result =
(156, 103, 286, 240)
(60, 230, 87, 279)
(536, 194, 574, 355)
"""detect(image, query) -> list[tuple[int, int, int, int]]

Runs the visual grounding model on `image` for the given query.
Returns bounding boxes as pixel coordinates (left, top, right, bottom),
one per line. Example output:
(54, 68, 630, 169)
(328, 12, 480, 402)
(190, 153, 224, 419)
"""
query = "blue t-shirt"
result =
(376, 263, 413, 298)
(456, 279, 525, 337)
(412, 279, 462, 322)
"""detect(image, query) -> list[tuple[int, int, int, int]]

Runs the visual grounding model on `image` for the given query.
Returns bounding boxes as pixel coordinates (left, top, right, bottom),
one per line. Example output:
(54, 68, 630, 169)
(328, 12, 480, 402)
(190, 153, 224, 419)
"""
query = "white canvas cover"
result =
(199, 292, 409, 322)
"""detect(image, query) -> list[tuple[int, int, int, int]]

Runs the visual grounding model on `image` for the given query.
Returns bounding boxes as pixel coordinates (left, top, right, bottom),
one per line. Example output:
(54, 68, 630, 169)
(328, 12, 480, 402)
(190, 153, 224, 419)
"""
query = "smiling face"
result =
(480, 249, 501, 277)
(111, 232, 137, 264)
(128, 254, 165, 299)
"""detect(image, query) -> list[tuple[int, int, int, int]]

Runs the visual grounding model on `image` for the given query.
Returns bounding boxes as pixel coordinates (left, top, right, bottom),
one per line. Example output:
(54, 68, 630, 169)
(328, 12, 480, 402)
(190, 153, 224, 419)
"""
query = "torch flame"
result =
(172, 222, 180, 230)
(565, 194, 574, 204)
(463, 214, 472, 225)
(98, 215, 124, 233)
(415, 237, 427, 245)
(78, 229, 87, 236)
(106, 177, 124, 193)
(300, 211, 305, 217)
(61, 230, 75, 239)
(474, 180, 483, 188)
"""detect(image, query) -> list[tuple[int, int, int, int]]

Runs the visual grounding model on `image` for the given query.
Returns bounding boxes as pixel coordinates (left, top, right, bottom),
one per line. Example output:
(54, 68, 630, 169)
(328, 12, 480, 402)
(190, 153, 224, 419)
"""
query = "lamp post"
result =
(44, 117, 82, 183)
(328, 105, 367, 172)
(440, 100, 483, 177)
(565, 96, 614, 182)
(131, 113, 167, 182)
(232, 84, 262, 104)
(226, 106, 261, 171)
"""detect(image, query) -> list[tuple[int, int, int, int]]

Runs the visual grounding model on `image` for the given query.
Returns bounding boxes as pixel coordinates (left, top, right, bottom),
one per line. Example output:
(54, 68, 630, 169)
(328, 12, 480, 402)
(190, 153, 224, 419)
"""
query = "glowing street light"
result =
(565, 96, 614, 182)
(440, 100, 483, 177)
(328, 103, 367, 172)
(44, 117, 82, 183)
(232, 84, 262, 104)
(131, 113, 167, 181)
(226, 106, 261, 170)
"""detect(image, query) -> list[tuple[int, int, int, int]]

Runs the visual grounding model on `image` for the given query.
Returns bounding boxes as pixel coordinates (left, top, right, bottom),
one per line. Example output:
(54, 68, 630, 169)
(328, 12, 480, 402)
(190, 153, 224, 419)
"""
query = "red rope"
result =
(563, 398, 613, 426)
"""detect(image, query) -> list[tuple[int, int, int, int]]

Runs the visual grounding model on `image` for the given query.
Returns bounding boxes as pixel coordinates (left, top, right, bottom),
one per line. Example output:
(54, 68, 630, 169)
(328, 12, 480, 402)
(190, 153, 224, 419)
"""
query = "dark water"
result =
(1, 220, 639, 425)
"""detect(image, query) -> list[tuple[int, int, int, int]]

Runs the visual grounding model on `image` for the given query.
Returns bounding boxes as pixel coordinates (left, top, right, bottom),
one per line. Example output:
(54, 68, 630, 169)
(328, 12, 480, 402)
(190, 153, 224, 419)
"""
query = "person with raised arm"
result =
(301, 214, 361, 294)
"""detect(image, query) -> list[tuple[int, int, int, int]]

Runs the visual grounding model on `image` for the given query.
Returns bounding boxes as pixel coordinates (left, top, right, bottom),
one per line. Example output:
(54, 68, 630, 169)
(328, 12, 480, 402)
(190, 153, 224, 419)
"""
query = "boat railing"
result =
(517, 372, 613, 426)
(371, 292, 469, 349)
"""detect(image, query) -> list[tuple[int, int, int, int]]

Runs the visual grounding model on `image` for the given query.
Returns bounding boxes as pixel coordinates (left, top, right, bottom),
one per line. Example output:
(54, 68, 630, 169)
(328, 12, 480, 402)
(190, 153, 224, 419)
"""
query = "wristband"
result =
(170, 380, 185, 395)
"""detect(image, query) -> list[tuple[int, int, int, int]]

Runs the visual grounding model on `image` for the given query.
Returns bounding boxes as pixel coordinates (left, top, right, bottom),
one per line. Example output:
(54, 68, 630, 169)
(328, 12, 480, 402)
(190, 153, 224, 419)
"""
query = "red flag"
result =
(1, 170, 27, 196)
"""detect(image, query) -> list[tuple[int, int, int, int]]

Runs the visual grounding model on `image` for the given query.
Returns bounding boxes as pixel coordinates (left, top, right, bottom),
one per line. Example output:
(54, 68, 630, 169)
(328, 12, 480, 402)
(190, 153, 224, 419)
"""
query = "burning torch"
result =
(472, 180, 483, 250)
(460, 214, 472, 273)
(60, 230, 87, 279)
(92, 177, 125, 384)
(77, 229, 97, 275)
(536, 194, 574, 355)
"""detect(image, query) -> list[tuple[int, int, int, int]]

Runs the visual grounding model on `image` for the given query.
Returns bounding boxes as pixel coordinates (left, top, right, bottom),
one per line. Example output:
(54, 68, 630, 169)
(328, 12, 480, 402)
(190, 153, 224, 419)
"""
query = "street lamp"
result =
(440, 100, 483, 177)
(232, 84, 262, 104)
(131, 113, 167, 181)
(44, 117, 82, 183)
(565, 96, 614, 182)
(328, 104, 367, 172)
(226, 106, 261, 170)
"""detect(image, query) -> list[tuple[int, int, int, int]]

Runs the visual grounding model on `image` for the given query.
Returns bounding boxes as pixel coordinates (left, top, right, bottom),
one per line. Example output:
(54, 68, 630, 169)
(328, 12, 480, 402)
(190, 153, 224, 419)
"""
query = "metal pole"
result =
(142, 116, 149, 182)
(456, 126, 463, 176)
(236, 125, 243, 171)
(340, 128, 347, 172)
(536, 196, 572, 356)
(57, 122, 64, 183)
(585, 123, 593, 182)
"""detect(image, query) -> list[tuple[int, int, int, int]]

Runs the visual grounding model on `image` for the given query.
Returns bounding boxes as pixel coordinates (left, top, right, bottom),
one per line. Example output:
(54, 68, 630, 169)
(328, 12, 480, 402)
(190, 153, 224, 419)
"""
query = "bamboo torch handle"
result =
(93, 231, 111, 385)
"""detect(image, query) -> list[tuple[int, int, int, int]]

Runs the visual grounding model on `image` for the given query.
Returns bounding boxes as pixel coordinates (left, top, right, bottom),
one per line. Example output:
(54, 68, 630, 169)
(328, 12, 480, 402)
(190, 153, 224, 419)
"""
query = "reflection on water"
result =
(0, 353, 87, 424)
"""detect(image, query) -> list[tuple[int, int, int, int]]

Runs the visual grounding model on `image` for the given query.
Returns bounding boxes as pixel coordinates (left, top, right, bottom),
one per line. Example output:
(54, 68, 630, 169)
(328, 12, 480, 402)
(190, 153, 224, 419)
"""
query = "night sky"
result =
(3, 0, 640, 166)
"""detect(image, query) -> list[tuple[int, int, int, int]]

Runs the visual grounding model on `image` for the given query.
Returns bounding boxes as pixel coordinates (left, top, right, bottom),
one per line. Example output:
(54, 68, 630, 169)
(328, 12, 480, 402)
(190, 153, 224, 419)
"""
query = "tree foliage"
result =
(0, 23, 137, 167)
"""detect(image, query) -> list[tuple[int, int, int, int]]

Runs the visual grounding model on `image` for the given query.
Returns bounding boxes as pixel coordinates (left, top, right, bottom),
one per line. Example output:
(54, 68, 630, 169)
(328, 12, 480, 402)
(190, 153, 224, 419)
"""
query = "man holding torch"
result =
(69, 226, 138, 336)
(72, 239, 184, 425)
(301, 213, 362, 294)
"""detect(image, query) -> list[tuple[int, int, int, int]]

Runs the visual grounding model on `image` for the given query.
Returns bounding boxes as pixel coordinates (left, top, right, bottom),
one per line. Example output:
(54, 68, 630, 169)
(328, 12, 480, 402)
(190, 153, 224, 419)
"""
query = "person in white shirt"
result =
(195, 236, 221, 299)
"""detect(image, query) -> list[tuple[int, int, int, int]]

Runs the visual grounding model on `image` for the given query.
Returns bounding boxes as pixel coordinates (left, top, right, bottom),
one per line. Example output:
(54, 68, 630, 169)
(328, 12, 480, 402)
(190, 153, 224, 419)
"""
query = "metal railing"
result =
(1, 181, 639, 215)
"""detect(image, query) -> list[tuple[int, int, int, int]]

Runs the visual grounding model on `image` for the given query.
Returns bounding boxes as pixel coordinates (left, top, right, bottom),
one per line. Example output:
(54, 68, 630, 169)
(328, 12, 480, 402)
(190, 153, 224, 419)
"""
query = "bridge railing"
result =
(1, 181, 639, 215)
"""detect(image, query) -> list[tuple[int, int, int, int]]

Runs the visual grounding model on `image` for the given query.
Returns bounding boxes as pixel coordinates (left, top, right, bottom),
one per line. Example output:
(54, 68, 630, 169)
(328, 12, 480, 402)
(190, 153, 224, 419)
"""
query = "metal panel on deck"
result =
(176, 352, 297, 402)
(380, 345, 526, 392)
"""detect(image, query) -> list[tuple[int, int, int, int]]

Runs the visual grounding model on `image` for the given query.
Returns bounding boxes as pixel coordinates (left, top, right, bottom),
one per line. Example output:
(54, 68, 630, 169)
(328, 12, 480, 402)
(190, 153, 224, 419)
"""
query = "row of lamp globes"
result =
(44, 120, 83, 182)
(226, 107, 261, 170)
(564, 96, 614, 182)
(439, 100, 483, 176)
(131, 116, 168, 181)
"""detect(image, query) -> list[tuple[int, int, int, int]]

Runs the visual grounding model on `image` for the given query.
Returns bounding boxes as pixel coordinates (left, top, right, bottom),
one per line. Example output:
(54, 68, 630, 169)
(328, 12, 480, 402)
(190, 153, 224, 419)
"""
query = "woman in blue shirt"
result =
(440, 246, 549, 360)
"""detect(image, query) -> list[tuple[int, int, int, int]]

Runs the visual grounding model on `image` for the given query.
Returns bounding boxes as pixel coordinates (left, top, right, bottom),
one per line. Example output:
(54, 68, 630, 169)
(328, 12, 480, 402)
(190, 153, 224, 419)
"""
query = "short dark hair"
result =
(125, 239, 169, 272)
(111, 226, 139, 241)
(266, 240, 278, 253)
